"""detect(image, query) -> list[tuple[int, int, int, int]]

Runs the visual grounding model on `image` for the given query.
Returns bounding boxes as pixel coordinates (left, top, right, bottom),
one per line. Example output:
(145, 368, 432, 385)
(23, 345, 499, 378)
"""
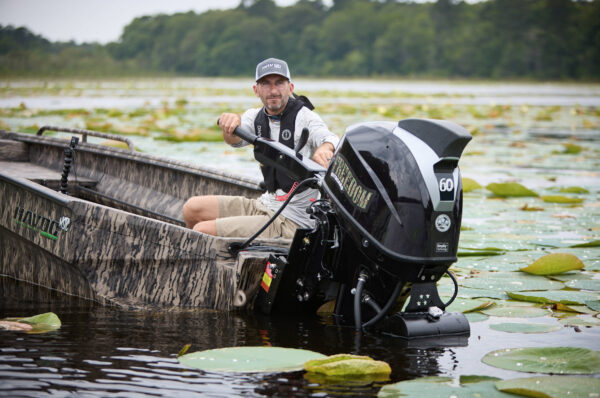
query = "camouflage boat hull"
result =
(0, 130, 286, 310)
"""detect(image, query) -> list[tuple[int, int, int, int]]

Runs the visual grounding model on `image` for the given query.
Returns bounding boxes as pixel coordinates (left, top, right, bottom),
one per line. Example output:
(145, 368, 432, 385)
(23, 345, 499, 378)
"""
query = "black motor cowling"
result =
(322, 118, 472, 281)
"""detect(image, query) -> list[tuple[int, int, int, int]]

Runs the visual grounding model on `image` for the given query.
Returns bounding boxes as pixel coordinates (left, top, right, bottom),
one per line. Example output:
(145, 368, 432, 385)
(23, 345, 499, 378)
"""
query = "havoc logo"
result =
(13, 206, 70, 241)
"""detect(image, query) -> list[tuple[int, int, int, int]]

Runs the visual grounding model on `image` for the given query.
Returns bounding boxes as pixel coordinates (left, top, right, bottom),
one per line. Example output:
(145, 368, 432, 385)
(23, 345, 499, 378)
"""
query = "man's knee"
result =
(182, 196, 219, 228)
(192, 220, 217, 236)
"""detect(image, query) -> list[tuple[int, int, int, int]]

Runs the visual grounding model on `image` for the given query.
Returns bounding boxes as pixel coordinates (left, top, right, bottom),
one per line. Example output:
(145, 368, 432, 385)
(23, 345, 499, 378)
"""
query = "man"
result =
(182, 58, 339, 239)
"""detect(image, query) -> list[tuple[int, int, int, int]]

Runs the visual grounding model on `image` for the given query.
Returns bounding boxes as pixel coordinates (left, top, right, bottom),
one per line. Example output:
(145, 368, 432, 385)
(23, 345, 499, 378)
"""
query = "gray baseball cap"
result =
(255, 58, 291, 81)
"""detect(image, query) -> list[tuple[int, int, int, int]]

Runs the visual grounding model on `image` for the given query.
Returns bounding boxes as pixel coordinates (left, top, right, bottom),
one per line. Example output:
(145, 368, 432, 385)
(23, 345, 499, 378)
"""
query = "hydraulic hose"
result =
(362, 279, 404, 329)
(353, 272, 368, 331)
(362, 294, 382, 313)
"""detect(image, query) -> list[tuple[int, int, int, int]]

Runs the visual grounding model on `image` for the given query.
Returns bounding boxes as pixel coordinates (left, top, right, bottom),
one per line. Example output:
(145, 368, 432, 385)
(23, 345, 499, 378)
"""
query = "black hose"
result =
(363, 294, 382, 313)
(443, 270, 459, 309)
(353, 272, 368, 331)
(228, 177, 318, 255)
(362, 279, 404, 328)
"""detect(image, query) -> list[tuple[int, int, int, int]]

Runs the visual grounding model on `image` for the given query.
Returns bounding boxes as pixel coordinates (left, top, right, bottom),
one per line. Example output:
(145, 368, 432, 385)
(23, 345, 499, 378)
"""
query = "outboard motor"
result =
(242, 118, 472, 340)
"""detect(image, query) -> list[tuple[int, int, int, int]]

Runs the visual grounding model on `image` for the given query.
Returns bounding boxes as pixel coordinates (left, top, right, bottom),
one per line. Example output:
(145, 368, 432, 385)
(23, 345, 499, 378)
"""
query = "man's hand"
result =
(312, 142, 335, 168)
(218, 113, 242, 145)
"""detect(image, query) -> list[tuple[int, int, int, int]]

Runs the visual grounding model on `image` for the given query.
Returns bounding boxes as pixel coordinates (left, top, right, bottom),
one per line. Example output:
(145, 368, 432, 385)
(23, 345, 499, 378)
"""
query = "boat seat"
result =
(0, 160, 98, 189)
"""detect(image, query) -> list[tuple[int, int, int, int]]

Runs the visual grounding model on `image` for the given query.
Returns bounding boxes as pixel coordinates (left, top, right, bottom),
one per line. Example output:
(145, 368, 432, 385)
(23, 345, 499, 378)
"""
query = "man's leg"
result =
(182, 195, 219, 229)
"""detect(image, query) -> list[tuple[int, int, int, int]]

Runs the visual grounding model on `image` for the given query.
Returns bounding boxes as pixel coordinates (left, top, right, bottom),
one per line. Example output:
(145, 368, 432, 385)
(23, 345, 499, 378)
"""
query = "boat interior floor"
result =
(0, 160, 98, 190)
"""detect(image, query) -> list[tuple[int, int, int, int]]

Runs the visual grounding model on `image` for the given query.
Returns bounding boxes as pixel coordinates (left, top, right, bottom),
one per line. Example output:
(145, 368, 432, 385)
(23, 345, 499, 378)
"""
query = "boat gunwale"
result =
(0, 129, 263, 192)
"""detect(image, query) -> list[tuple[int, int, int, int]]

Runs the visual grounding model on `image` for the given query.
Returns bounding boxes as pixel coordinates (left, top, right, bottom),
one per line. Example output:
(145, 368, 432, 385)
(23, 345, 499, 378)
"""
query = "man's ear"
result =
(253, 84, 259, 97)
(289, 82, 294, 93)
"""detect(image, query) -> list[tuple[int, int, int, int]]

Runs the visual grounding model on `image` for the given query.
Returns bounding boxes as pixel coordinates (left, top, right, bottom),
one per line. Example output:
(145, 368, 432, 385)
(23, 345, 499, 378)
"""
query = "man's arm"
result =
(218, 112, 242, 146)
(312, 142, 335, 167)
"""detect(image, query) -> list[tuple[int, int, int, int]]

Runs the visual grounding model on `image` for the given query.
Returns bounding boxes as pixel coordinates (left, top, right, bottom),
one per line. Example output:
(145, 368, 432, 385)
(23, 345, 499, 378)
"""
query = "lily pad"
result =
(482, 347, 600, 374)
(462, 177, 483, 193)
(439, 284, 511, 300)
(460, 272, 563, 292)
(178, 346, 325, 373)
(565, 279, 600, 291)
(520, 253, 585, 275)
(378, 379, 515, 398)
(486, 182, 538, 197)
(507, 290, 599, 306)
(465, 312, 489, 323)
(304, 354, 391, 378)
(496, 376, 600, 398)
(459, 375, 502, 384)
(585, 300, 600, 311)
(458, 247, 506, 257)
(541, 195, 584, 204)
(489, 322, 561, 333)
(558, 315, 600, 327)
(1, 312, 61, 333)
(559, 186, 589, 194)
(570, 239, 600, 248)
(482, 306, 551, 318)
(444, 297, 494, 313)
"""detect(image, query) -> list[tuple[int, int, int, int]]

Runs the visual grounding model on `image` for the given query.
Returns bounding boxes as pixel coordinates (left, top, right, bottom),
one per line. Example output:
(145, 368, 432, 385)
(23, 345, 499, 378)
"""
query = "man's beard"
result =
(265, 96, 286, 113)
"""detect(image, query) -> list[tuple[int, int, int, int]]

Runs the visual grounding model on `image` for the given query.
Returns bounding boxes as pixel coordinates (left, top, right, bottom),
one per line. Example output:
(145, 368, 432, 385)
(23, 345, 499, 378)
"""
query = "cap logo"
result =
(262, 63, 281, 70)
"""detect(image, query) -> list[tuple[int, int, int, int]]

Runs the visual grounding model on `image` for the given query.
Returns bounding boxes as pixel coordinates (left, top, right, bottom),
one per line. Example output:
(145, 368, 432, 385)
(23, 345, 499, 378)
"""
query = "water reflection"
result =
(0, 276, 456, 397)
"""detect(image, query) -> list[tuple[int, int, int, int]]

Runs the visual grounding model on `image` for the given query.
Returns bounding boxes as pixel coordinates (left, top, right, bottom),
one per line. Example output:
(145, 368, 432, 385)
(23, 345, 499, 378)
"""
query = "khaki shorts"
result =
(216, 195, 299, 239)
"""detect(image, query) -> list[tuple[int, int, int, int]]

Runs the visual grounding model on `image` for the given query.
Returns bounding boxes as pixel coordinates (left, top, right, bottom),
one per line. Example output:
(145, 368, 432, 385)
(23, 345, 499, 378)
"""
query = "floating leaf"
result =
(585, 300, 600, 312)
(507, 290, 599, 306)
(2, 312, 61, 333)
(482, 347, 600, 374)
(178, 346, 325, 373)
(489, 322, 561, 333)
(558, 143, 583, 154)
(177, 344, 191, 357)
(520, 253, 584, 275)
(496, 376, 600, 398)
(559, 186, 589, 194)
(378, 380, 515, 398)
(548, 272, 591, 282)
(459, 375, 502, 384)
(569, 240, 600, 248)
(552, 302, 597, 314)
(482, 306, 551, 318)
(461, 272, 563, 292)
(304, 354, 391, 378)
(458, 247, 506, 257)
(486, 182, 538, 197)
(541, 195, 584, 204)
(565, 279, 600, 291)
(445, 297, 494, 313)
(519, 203, 544, 211)
(439, 284, 511, 300)
(462, 177, 482, 193)
(465, 312, 489, 323)
(558, 315, 600, 327)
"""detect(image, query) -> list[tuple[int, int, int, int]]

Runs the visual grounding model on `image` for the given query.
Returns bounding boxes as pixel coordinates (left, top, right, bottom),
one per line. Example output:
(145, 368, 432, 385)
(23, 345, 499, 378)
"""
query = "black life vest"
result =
(254, 97, 306, 193)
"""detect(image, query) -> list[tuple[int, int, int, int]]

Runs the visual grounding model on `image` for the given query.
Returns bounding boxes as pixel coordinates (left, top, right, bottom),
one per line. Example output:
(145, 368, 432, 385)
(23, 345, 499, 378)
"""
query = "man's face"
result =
(254, 74, 294, 115)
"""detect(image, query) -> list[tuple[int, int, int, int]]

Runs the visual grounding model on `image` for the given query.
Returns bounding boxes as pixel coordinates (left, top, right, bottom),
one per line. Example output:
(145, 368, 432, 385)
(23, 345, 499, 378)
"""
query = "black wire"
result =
(443, 269, 459, 308)
(230, 177, 319, 254)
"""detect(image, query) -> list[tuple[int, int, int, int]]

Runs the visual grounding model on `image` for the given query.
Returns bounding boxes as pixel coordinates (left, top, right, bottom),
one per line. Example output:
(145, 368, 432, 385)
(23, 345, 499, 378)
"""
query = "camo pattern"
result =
(0, 130, 288, 310)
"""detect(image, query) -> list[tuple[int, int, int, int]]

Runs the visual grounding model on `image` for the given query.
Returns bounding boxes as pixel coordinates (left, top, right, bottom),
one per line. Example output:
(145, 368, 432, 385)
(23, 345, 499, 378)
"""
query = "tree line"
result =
(1, 0, 598, 80)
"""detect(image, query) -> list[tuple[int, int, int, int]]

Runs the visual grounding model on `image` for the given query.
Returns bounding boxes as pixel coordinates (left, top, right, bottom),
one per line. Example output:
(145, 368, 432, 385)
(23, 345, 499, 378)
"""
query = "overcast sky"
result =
(0, 0, 309, 44)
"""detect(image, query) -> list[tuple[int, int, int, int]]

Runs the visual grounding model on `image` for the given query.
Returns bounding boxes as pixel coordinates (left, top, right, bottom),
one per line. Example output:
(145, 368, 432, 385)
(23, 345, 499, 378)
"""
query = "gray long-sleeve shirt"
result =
(233, 106, 339, 229)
